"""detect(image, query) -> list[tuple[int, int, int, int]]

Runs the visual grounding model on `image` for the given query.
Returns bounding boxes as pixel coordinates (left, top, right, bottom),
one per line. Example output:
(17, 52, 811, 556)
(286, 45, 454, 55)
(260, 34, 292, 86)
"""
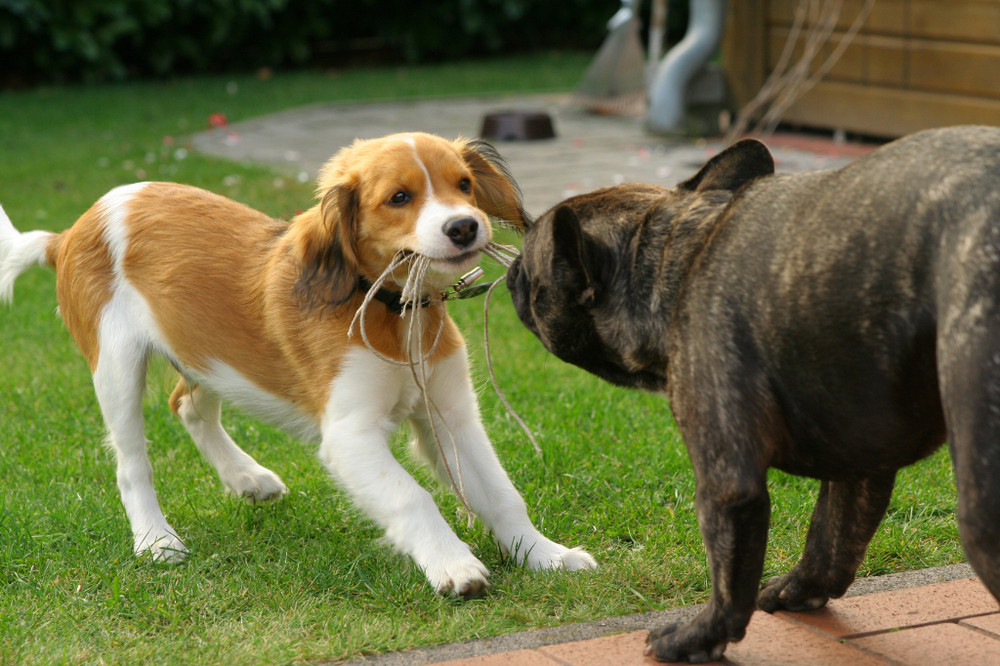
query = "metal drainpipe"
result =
(646, 0, 727, 134)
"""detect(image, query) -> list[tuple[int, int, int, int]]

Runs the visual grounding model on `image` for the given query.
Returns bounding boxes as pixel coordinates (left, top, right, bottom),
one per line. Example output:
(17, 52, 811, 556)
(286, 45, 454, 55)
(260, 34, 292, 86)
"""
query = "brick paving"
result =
(192, 93, 997, 665)
(397, 573, 1000, 666)
(338, 565, 996, 666)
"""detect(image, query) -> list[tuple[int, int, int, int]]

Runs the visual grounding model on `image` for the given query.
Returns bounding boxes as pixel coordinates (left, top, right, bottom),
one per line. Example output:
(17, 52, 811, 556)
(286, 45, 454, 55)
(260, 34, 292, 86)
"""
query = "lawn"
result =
(0, 54, 964, 664)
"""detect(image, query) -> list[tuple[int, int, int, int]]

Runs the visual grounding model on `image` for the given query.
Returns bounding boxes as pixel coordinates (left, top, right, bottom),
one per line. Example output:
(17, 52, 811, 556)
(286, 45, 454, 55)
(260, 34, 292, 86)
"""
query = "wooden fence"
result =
(722, 0, 1000, 137)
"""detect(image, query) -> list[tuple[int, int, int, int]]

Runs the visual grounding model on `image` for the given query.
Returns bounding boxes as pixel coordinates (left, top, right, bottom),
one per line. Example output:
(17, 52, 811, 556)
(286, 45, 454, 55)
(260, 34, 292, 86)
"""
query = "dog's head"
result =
(507, 139, 773, 390)
(292, 132, 528, 309)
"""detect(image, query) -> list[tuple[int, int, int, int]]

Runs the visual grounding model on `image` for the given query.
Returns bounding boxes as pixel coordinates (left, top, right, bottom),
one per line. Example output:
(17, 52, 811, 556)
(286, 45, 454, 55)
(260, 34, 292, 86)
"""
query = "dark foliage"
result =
(0, 0, 692, 85)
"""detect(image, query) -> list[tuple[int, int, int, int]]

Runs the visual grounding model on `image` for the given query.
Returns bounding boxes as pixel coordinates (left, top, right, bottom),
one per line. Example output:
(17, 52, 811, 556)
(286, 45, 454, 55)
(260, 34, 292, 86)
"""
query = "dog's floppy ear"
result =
(293, 178, 360, 310)
(551, 205, 604, 307)
(680, 139, 774, 193)
(457, 138, 532, 230)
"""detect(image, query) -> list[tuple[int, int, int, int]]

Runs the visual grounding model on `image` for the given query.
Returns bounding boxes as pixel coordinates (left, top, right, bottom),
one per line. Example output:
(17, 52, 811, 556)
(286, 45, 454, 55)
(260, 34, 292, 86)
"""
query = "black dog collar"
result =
(357, 267, 490, 315)
(357, 276, 431, 315)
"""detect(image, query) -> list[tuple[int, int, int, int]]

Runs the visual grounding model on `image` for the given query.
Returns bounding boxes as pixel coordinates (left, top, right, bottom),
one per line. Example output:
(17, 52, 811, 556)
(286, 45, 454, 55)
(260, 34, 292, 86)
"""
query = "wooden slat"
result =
(767, 0, 907, 36)
(766, 31, 1000, 99)
(725, 0, 1000, 136)
(766, 30, 907, 87)
(910, 0, 1000, 44)
(778, 79, 1000, 136)
(722, 0, 769, 108)
(767, 31, 1000, 99)
(767, 0, 1000, 45)
(909, 40, 1000, 99)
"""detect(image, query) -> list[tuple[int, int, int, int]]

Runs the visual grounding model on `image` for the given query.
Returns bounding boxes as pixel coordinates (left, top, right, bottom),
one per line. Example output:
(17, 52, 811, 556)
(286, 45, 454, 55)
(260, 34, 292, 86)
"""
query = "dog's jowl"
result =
(0, 132, 595, 597)
(508, 126, 1000, 661)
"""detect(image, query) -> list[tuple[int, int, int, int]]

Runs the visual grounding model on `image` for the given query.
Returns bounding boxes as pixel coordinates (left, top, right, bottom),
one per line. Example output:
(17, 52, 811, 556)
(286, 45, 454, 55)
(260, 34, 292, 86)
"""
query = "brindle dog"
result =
(507, 126, 1000, 662)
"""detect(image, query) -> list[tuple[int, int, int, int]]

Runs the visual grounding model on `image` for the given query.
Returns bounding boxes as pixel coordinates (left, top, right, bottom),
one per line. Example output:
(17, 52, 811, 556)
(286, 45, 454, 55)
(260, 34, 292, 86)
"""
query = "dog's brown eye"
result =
(388, 191, 411, 206)
(458, 178, 472, 194)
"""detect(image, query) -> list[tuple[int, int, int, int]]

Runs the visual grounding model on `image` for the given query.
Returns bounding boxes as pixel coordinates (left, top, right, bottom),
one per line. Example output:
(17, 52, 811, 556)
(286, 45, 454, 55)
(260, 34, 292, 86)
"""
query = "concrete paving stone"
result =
(431, 649, 563, 666)
(850, 621, 1000, 664)
(541, 611, 893, 666)
(779, 577, 998, 638)
(538, 630, 656, 666)
(840, 564, 974, 597)
(764, 132, 879, 158)
(717, 611, 892, 666)
(960, 612, 1000, 638)
(340, 606, 702, 666)
(191, 93, 859, 218)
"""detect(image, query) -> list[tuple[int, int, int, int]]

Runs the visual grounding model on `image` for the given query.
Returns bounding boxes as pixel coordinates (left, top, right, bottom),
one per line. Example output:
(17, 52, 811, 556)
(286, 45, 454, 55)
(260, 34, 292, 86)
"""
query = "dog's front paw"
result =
(525, 544, 598, 572)
(224, 465, 288, 504)
(424, 555, 490, 598)
(644, 620, 728, 664)
(757, 573, 830, 613)
(135, 531, 188, 563)
(558, 546, 598, 571)
(504, 535, 597, 572)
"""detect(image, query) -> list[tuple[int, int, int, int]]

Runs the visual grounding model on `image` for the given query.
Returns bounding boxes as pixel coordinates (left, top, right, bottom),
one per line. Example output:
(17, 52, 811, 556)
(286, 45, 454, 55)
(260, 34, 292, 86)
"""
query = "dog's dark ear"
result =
(680, 139, 774, 193)
(457, 138, 532, 230)
(293, 179, 360, 310)
(551, 205, 603, 307)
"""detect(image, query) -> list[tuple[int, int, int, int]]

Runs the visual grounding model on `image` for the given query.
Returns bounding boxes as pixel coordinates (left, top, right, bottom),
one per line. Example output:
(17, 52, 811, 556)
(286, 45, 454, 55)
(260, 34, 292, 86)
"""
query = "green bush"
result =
(0, 0, 342, 83)
(0, 0, 644, 85)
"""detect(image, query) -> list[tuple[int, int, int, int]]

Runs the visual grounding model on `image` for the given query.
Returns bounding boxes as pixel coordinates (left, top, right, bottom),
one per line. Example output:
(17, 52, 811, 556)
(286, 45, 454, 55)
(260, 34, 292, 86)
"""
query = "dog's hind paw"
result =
(425, 556, 490, 598)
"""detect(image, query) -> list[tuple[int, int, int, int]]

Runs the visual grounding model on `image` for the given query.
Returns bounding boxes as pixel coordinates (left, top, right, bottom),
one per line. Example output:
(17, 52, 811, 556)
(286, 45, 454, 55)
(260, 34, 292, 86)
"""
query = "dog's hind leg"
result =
(939, 310, 1000, 602)
(950, 425, 1000, 602)
(757, 474, 896, 612)
(93, 323, 186, 561)
(169, 379, 287, 504)
(409, 350, 598, 573)
(936, 234, 1000, 603)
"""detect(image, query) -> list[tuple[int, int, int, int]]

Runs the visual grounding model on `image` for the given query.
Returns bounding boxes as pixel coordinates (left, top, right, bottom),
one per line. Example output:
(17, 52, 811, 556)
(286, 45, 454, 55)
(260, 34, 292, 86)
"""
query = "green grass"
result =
(0, 54, 965, 664)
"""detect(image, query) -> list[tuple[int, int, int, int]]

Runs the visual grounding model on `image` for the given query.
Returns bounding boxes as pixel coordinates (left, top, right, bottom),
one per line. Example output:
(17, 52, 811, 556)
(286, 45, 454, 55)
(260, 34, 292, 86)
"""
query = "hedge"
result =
(0, 0, 691, 85)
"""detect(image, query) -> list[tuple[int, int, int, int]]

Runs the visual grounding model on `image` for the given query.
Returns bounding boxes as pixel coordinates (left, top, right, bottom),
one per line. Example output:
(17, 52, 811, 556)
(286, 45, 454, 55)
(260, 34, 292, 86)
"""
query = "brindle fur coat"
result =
(507, 126, 1000, 662)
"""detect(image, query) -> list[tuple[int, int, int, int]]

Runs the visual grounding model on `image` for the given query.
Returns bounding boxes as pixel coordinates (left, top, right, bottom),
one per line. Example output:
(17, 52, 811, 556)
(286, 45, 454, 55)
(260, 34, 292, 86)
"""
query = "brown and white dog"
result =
(0, 132, 596, 595)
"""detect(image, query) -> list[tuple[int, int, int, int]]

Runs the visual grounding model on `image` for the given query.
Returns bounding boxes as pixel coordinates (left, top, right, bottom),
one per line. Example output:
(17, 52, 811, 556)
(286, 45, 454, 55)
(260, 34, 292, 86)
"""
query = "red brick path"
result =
(433, 577, 1000, 666)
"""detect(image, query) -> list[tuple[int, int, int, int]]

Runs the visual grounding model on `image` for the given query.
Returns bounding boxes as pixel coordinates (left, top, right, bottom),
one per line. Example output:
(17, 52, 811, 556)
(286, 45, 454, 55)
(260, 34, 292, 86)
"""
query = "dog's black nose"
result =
(443, 217, 479, 248)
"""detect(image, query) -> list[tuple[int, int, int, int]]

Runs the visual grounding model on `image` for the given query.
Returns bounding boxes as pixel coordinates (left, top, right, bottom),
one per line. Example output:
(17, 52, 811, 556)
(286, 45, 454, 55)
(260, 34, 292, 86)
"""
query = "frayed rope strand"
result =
(481, 242, 542, 456)
(345, 241, 544, 524)
(348, 250, 472, 519)
(483, 276, 543, 457)
(348, 251, 445, 366)
(406, 303, 473, 524)
(483, 242, 520, 267)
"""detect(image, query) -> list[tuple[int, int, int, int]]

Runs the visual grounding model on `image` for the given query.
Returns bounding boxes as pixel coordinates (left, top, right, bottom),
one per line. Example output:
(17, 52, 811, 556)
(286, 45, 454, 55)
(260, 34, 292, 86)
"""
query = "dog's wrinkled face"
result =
(507, 139, 775, 391)
(507, 187, 669, 390)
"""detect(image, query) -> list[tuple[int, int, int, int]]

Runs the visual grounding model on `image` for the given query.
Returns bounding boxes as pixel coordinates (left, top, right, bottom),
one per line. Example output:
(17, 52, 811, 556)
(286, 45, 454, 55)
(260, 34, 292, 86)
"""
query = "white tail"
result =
(0, 204, 55, 304)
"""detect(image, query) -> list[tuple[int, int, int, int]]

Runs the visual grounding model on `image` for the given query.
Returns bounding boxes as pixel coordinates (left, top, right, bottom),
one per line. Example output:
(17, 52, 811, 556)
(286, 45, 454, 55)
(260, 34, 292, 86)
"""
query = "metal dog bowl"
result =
(480, 111, 556, 141)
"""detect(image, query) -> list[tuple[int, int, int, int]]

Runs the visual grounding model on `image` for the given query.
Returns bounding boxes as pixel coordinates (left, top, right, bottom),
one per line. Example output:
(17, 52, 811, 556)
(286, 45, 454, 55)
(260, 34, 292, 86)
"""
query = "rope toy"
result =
(347, 242, 539, 523)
